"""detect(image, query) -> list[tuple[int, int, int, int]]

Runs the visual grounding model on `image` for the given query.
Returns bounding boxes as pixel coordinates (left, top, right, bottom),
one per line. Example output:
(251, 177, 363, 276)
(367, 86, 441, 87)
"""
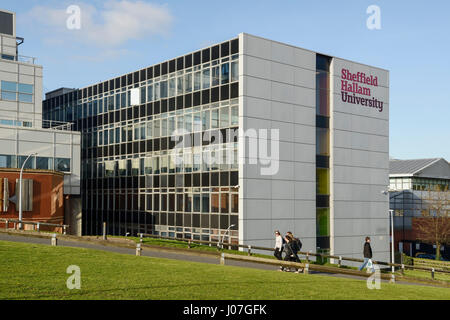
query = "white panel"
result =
(54, 143, 71, 158)
(0, 127, 16, 140)
(56, 133, 72, 144)
(18, 141, 52, 156)
(0, 138, 16, 153)
(18, 130, 53, 143)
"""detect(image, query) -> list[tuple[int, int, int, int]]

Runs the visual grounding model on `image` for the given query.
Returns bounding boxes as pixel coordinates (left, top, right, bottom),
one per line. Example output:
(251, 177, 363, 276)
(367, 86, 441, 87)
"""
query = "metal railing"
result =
(41, 120, 74, 131)
(138, 233, 450, 280)
(0, 218, 69, 235)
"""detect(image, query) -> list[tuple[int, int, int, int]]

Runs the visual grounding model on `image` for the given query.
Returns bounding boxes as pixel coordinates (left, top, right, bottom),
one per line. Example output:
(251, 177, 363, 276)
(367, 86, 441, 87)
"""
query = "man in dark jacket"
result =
(358, 237, 375, 272)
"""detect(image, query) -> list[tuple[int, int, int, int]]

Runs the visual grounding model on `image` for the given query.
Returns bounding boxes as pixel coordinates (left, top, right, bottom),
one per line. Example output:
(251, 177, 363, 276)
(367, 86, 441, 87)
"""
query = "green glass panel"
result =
(316, 168, 330, 195)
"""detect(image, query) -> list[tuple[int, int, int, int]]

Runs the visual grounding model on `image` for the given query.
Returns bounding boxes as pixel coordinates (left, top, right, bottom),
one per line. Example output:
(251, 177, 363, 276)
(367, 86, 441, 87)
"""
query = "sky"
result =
(1, 0, 449, 161)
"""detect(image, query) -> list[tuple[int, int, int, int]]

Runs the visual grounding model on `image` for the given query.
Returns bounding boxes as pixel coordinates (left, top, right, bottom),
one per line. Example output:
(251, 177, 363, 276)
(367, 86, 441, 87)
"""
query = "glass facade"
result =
(43, 39, 240, 244)
(316, 54, 332, 257)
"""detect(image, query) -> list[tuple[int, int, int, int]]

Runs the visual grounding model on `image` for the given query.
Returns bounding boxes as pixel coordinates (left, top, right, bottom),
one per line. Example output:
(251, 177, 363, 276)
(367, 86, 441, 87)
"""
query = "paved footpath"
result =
(0, 233, 438, 287)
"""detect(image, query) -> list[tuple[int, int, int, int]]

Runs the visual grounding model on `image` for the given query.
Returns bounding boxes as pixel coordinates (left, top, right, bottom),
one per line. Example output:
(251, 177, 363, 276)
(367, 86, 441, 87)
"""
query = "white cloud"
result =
(21, 1, 173, 47)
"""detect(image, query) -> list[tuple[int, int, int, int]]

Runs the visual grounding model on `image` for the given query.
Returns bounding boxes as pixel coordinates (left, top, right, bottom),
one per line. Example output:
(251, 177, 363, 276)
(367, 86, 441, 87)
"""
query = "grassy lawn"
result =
(397, 269, 450, 282)
(0, 240, 449, 300)
(114, 235, 275, 259)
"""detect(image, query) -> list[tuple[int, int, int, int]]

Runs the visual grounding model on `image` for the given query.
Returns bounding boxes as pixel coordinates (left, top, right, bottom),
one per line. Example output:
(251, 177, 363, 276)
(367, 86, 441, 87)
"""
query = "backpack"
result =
(294, 238, 302, 253)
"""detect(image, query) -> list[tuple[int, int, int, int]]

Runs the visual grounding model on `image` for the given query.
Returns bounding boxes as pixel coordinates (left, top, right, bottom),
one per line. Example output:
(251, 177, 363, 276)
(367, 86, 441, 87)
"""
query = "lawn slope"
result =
(0, 240, 448, 300)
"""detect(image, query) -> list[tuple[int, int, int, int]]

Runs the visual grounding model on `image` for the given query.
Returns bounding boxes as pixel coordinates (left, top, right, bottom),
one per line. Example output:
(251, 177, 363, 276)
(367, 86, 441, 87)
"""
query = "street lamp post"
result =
(382, 188, 396, 273)
(19, 153, 37, 230)
(389, 209, 395, 273)
(218, 224, 236, 250)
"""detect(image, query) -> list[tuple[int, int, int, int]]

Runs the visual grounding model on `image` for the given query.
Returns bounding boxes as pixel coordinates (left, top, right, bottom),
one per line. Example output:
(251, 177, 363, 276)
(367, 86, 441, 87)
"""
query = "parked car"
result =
(415, 252, 449, 261)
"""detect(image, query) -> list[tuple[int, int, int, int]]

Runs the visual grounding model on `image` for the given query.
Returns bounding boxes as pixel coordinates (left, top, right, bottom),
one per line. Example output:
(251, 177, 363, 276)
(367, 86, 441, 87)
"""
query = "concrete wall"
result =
(330, 58, 390, 263)
(239, 33, 317, 251)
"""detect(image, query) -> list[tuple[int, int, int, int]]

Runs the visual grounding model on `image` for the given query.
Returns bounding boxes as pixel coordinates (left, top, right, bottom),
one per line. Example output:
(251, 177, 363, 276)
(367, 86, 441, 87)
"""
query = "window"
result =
(231, 61, 239, 82)
(185, 73, 192, 93)
(202, 68, 210, 89)
(1, 81, 17, 101)
(221, 63, 230, 84)
(194, 71, 201, 91)
(169, 78, 176, 97)
(211, 109, 219, 128)
(0, 155, 16, 168)
(202, 110, 210, 130)
(55, 158, 71, 172)
(18, 155, 34, 169)
(36, 157, 53, 170)
(131, 159, 140, 176)
(147, 85, 153, 102)
(160, 80, 168, 98)
(118, 160, 127, 176)
(154, 82, 161, 101)
(140, 86, 146, 104)
(211, 66, 220, 87)
(231, 105, 238, 126)
(220, 106, 229, 128)
(177, 75, 184, 95)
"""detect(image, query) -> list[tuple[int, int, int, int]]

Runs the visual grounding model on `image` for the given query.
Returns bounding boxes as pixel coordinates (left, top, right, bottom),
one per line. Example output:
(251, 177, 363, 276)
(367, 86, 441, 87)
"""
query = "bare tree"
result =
(415, 185, 450, 260)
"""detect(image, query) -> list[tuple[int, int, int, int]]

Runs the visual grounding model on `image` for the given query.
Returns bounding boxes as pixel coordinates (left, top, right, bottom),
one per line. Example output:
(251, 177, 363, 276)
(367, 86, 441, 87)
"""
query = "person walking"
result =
(358, 236, 375, 273)
(287, 231, 302, 262)
(282, 234, 302, 273)
(286, 232, 302, 273)
(274, 230, 285, 271)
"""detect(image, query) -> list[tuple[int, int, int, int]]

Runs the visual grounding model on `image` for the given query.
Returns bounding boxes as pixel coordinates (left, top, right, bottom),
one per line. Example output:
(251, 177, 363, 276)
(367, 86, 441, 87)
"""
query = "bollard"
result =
(37, 222, 40, 232)
(102, 222, 107, 240)
(248, 245, 252, 256)
(431, 268, 435, 280)
(136, 243, 142, 256)
(188, 240, 191, 249)
(13, 222, 16, 230)
(303, 263, 309, 274)
(390, 274, 395, 284)
(140, 233, 143, 243)
(220, 253, 225, 265)
(51, 234, 57, 246)
(338, 256, 342, 268)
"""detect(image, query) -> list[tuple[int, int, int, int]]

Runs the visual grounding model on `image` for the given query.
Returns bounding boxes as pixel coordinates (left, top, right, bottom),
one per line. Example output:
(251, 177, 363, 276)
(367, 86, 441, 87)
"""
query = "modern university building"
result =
(43, 33, 390, 261)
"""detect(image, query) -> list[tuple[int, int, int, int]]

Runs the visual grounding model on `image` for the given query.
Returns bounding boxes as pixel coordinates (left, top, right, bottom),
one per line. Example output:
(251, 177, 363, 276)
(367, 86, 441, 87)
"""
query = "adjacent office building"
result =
(0, 9, 81, 234)
(389, 158, 450, 258)
(44, 33, 390, 261)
